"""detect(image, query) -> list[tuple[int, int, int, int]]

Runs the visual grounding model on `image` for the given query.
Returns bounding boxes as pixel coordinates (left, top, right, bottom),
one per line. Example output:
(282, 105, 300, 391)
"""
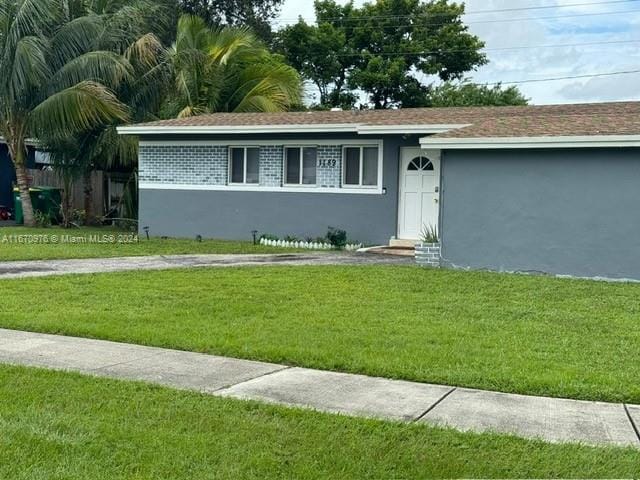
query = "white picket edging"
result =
(260, 237, 363, 251)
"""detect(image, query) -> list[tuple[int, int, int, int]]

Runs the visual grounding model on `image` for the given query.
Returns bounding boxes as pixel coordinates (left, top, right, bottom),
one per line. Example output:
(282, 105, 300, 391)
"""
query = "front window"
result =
(229, 147, 260, 184)
(285, 147, 317, 185)
(343, 146, 379, 187)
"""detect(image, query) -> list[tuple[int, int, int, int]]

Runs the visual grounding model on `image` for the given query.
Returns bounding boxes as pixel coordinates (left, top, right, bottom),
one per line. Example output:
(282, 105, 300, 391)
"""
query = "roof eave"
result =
(419, 135, 640, 149)
(117, 123, 470, 136)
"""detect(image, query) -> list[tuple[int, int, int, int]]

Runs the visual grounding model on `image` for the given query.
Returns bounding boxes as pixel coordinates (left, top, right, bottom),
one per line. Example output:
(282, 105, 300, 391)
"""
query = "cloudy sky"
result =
(275, 0, 640, 105)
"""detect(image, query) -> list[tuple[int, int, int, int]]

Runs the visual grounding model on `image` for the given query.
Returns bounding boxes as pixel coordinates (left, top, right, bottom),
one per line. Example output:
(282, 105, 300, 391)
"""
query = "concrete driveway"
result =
(0, 252, 415, 279)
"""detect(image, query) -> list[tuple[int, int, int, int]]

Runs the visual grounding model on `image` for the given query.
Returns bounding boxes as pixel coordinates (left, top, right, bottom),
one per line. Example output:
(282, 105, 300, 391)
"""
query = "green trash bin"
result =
(12, 188, 23, 224)
(13, 187, 62, 225)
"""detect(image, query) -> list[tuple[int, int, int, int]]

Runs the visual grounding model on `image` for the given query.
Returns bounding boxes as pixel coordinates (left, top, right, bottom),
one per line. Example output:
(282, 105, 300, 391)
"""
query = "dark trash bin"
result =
(13, 187, 62, 225)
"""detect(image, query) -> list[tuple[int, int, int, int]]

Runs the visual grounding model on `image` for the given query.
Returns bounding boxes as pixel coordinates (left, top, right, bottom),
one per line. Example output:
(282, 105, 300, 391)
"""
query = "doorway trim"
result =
(397, 147, 441, 240)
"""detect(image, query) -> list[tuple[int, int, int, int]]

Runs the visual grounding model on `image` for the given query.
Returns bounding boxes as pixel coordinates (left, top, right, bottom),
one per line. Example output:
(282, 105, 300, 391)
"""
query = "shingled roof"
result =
(118, 101, 640, 139)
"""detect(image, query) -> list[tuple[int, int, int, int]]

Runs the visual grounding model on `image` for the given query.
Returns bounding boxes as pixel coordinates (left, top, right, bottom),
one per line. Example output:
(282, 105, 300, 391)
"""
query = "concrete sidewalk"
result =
(0, 253, 413, 279)
(0, 328, 638, 448)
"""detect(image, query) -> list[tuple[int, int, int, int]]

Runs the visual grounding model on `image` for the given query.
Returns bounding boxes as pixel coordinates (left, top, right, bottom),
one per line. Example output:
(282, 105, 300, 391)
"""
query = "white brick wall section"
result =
(259, 146, 283, 187)
(139, 145, 228, 185)
(139, 144, 344, 189)
(317, 146, 342, 188)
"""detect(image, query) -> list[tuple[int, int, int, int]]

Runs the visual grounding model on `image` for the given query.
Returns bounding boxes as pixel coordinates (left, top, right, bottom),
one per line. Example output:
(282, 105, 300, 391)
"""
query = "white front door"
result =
(397, 148, 441, 240)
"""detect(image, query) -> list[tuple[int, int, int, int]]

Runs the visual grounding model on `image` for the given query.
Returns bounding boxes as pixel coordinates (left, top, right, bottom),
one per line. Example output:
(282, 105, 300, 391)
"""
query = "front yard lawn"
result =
(1, 364, 638, 479)
(0, 227, 295, 261)
(1, 266, 639, 403)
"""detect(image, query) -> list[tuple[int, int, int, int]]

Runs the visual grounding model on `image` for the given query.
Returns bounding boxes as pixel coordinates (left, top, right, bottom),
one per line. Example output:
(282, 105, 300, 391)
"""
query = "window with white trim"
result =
(229, 147, 259, 184)
(343, 146, 379, 187)
(285, 147, 317, 185)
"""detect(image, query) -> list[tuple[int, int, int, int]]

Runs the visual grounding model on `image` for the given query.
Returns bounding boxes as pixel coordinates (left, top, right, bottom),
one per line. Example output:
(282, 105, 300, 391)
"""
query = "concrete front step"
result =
(389, 238, 418, 248)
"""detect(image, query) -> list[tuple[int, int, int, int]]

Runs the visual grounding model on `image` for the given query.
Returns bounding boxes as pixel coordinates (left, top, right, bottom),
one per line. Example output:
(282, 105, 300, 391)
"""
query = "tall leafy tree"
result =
(177, 0, 284, 42)
(0, 0, 135, 227)
(278, 0, 496, 109)
(275, 20, 356, 108)
(162, 15, 301, 117)
(429, 81, 529, 107)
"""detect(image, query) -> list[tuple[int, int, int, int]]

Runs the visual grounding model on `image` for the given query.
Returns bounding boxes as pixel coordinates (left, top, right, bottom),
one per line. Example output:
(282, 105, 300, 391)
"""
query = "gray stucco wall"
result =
(139, 134, 416, 244)
(440, 148, 640, 280)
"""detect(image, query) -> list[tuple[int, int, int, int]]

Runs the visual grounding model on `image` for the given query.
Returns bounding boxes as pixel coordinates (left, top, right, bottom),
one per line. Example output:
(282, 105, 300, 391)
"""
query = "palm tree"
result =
(57, 14, 301, 224)
(0, 0, 142, 226)
(43, 1, 173, 225)
(163, 15, 301, 117)
(41, 12, 300, 226)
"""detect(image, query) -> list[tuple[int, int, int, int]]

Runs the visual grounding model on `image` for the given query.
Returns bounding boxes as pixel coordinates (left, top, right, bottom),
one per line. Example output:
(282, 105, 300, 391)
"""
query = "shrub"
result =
(69, 209, 86, 227)
(327, 226, 347, 249)
(33, 210, 52, 228)
(420, 224, 439, 244)
(114, 219, 138, 231)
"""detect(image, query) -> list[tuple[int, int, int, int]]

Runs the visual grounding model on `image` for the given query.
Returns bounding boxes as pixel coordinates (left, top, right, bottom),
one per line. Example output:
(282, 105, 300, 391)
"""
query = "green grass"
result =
(2, 266, 640, 403)
(1, 364, 638, 479)
(0, 227, 296, 261)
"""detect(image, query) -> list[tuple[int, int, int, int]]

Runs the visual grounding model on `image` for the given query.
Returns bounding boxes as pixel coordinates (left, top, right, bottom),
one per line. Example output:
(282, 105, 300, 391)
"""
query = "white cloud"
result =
(278, 0, 640, 105)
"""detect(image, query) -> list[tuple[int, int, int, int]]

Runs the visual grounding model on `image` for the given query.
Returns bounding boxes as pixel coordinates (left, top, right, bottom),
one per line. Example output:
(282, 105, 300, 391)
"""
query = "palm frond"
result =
(176, 15, 212, 52)
(97, 0, 172, 53)
(164, 17, 303, 116)
(29, 80, 129, 139)
(128, 60, 172, 120)
(49, 50, 133, 91)
(88, 124, 139, 169)
(4, 0, 61, 51)
(50, 14, 105, 68)
(8, 35, 51, 102)
(125, 33, 163, 69)
(208, 27, 262, 66)
(232, 63, 301, 113)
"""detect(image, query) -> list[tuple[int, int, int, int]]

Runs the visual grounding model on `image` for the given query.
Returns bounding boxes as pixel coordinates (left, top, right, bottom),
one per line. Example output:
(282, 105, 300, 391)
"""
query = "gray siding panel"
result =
(440, 148, 640, 279)
(140, 189, 395, 244)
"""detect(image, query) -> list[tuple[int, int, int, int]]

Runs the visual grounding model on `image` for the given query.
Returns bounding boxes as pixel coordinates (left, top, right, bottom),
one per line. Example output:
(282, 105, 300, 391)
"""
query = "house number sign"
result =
(317, 159, 338, 168)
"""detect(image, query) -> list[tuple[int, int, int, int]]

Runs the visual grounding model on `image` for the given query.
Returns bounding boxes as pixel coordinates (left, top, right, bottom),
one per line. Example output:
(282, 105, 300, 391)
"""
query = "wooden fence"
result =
(27, 169, 105, 215)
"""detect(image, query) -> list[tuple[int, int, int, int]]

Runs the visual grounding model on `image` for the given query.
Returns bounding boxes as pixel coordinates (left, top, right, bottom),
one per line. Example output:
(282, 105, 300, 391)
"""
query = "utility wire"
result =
(273, 0, 640, 24)
(330, 39, 640, 57)
(272, 7, 640, 28)
(481, 69, 640, 85)
(458, 0, 640, 15)
(281, 9, 640, 29)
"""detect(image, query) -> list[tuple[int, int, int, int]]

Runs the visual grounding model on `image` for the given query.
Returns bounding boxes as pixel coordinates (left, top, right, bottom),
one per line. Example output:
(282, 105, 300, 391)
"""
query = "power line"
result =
(330, 39, 640, 57)
(273, 0, 640, 24)
(482, 68, 640, 86)
(461, 0, 640, 15)
(272, 8, 640, 30)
